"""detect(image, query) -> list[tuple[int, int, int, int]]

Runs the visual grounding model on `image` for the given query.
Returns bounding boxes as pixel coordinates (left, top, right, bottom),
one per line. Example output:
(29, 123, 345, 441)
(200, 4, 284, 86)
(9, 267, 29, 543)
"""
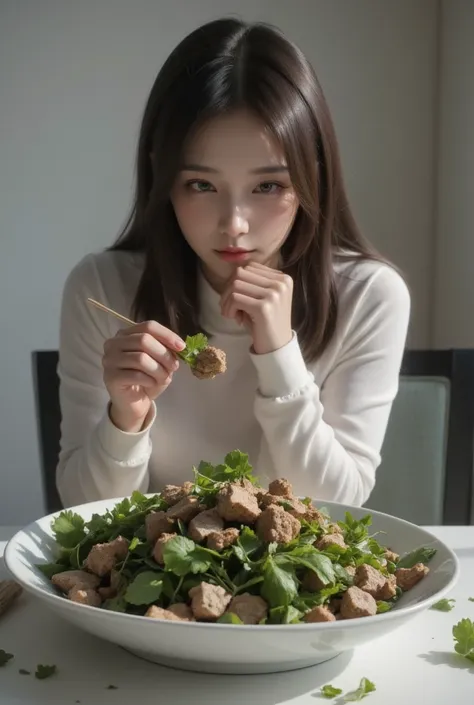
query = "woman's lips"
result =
(215, 248, 255, 263)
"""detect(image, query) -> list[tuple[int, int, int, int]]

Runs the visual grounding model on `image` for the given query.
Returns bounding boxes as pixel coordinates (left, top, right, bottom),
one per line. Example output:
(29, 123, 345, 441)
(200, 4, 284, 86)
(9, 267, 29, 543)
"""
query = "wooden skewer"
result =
(87, 298, 136, 326)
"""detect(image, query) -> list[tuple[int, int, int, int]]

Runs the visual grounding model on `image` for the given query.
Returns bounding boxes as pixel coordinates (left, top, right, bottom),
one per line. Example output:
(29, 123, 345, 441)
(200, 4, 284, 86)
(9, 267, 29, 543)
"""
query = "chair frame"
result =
(402, 350, 474, 525)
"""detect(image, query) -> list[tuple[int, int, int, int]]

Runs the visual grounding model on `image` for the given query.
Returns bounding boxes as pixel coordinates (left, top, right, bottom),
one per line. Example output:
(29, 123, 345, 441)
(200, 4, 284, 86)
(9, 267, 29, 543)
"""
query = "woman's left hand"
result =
(220, 262, 294, 354)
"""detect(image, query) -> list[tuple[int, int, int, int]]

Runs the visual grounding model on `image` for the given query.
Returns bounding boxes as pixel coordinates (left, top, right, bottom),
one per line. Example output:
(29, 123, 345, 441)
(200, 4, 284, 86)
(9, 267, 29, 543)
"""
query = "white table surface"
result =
(1, 525, 473, 705)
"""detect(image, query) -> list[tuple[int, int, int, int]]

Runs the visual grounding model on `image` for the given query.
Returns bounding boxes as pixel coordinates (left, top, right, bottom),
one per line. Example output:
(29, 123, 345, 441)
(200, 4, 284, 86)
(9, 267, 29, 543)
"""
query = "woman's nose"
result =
(219, 202, 250, 238)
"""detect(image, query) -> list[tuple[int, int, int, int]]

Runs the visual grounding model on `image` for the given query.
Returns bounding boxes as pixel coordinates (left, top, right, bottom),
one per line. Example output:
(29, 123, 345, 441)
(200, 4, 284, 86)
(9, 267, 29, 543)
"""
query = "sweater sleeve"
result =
(56, 255, 154, 507)
(250, 265, 410, 505)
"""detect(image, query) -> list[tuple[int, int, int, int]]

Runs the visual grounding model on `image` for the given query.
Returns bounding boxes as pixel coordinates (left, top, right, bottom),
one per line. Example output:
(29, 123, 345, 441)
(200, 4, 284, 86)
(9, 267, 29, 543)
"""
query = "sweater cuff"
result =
(96, 403, 156, 464)
(250, 332, 312, 398)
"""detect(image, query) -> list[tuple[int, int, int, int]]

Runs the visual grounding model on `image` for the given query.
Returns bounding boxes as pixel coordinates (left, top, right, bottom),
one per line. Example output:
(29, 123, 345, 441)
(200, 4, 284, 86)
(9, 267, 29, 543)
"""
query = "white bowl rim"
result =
(4, 497, 460, 632)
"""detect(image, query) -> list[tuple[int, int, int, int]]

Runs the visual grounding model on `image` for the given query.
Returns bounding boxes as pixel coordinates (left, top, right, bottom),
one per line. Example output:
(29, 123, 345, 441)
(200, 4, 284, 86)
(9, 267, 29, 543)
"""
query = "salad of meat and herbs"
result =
(39, 451, 436, 625)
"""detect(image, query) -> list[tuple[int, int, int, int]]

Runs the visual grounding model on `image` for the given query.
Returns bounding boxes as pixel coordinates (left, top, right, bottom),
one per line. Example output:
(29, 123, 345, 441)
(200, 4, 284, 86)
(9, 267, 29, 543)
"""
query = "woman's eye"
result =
(187, 180, 215, 192)
(255, 182, 282, 194)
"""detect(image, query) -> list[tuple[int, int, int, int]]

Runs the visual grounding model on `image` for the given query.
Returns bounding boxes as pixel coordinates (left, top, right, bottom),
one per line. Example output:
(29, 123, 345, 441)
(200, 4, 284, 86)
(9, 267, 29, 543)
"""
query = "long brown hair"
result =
(112, 18, 382, 362)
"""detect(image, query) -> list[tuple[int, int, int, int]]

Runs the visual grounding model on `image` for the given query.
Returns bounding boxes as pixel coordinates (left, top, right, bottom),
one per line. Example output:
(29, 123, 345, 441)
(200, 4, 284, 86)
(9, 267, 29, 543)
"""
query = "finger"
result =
(113, 333, 179, 374)
(221, 280, 267, 318)
(117, 320, 185, 352)
(225, 292, 263, 322)
(105, 369, 161, 389)
(107, 351, 173, 384)
(245, 262, 288, 281)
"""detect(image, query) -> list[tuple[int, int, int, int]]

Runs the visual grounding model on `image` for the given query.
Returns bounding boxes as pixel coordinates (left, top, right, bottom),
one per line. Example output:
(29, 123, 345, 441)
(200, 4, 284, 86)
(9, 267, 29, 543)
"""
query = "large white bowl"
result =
(5, 498, 459, 675)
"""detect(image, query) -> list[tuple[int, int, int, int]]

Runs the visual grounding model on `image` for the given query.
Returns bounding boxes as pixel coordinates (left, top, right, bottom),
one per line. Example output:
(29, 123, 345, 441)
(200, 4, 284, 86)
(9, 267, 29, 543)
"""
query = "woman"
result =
(56, 18, 410, 507)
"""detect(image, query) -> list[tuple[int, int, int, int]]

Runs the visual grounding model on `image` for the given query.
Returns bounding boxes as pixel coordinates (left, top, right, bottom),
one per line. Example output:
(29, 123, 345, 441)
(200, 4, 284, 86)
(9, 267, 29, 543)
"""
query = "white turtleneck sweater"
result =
(56, 250, 410, 508)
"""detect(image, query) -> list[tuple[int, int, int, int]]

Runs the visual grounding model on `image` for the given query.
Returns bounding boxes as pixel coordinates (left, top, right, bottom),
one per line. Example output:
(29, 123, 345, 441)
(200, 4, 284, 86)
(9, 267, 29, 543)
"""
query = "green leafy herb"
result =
(36, 562, 68, 579)
(35, 664, 57, 680)
(217, 613, 244, 624)
(321, 684, 343, 698)
(453, 618, 474, 662)
(431, 598, 455, 612)
(268, 605, 302, 624)
(397, 547, 437, 569)
(338, 513, 372, 545)
(276, 546, 335, 586)
(178, 334, 208, 366)
(376, 601, 392, 613)
(233, 527, 262, 564)
(468, 597, 474, 602)
(261, 557, 298, 607)
(124, 572, 164, 606)
(51, 511, 86, 549)
(344, 677, 376, 701)
(0, 650, 14, 667)
(163, 536, 213, 577)
(19, 669, 31, 675)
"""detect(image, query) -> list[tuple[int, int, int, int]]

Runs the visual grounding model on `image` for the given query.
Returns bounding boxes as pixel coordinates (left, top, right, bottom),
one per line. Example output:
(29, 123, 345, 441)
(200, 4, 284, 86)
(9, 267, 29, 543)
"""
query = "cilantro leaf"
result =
(261, 557, 298, 608)
(321, 684, 343, 698)
(268, 605, 302, 624)
(163, 536, 212, 576)
(35, 664, 57, 679)
(36, 562, 68, 579)
(233, 527, 262, 564)
(178, 334, 208, 366)
(431, 598, 455, 612)
(276, 546, 335, 586)
(0, 650, 14, 666)
(397, 547, 437, 569)
(124, 572, 164, 606)
(376, 601, 392, 613)
(19, 669, 31, 675)
(51, 511, 86, 549)
(217, 613, 244, 624)
(453, 618, 474, 662)
(344, 677, 376, 701)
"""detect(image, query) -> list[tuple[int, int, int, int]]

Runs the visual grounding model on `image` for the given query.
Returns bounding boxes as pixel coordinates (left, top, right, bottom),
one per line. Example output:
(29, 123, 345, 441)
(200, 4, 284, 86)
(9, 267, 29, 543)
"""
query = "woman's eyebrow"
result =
(180, 164, 289, 174)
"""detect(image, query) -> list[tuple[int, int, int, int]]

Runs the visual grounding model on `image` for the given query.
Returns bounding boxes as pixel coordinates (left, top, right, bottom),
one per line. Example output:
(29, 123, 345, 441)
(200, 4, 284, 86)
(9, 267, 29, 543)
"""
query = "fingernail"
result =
(175, 339, 185, 350)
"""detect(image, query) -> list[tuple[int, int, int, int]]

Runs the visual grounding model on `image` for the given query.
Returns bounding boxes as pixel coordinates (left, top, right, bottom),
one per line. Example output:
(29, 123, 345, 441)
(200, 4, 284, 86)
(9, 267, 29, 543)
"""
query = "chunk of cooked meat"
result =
(256, 504, 301, 544)
(258, 493, 281, 509)
(226, 594, 268, 625)
(395, 563, 429, 591)
(216, 484, 261, 524)
(286, 498, 312, 520)
(161, 482, 194, 507)
(316, 533, 346, 550)
(238, 478, 260, 496)
(340, 586, 377, 619)
(378, 573, 397, 600)
(98, 569, 122, 600)
(354, 564, 388, 599)
(189, 582, 232, 620)
(167, 603, 195, 621)
(304, 505, 327, 525)
(191, 346, 227, 380)
(153, 532, 178, 565)
(145, 605, 183, 621)
(268, 478, 293, 498)
(384, 549, 400, 563)
(145, 511, 176, 544)
(68, 586, 102, 607)
(304, 606, 336, 623)
(51, 570, 100, 593)
(206, 527, 240, 551)
(188, 508, 224, 543)
(327, 523, 343, 535)
(84, 536, 129, 577)
(166, 496, 204, 523)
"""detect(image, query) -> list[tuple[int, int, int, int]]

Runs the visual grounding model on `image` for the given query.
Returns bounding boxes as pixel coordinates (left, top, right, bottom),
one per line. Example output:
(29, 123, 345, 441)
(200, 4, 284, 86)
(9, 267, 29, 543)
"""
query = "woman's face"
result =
(170, 109, 299, 292)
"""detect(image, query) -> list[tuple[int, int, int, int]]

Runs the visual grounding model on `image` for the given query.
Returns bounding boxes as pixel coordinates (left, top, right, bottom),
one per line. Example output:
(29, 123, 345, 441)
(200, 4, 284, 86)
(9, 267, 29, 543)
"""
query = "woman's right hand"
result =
(102, 321, 186, 433)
